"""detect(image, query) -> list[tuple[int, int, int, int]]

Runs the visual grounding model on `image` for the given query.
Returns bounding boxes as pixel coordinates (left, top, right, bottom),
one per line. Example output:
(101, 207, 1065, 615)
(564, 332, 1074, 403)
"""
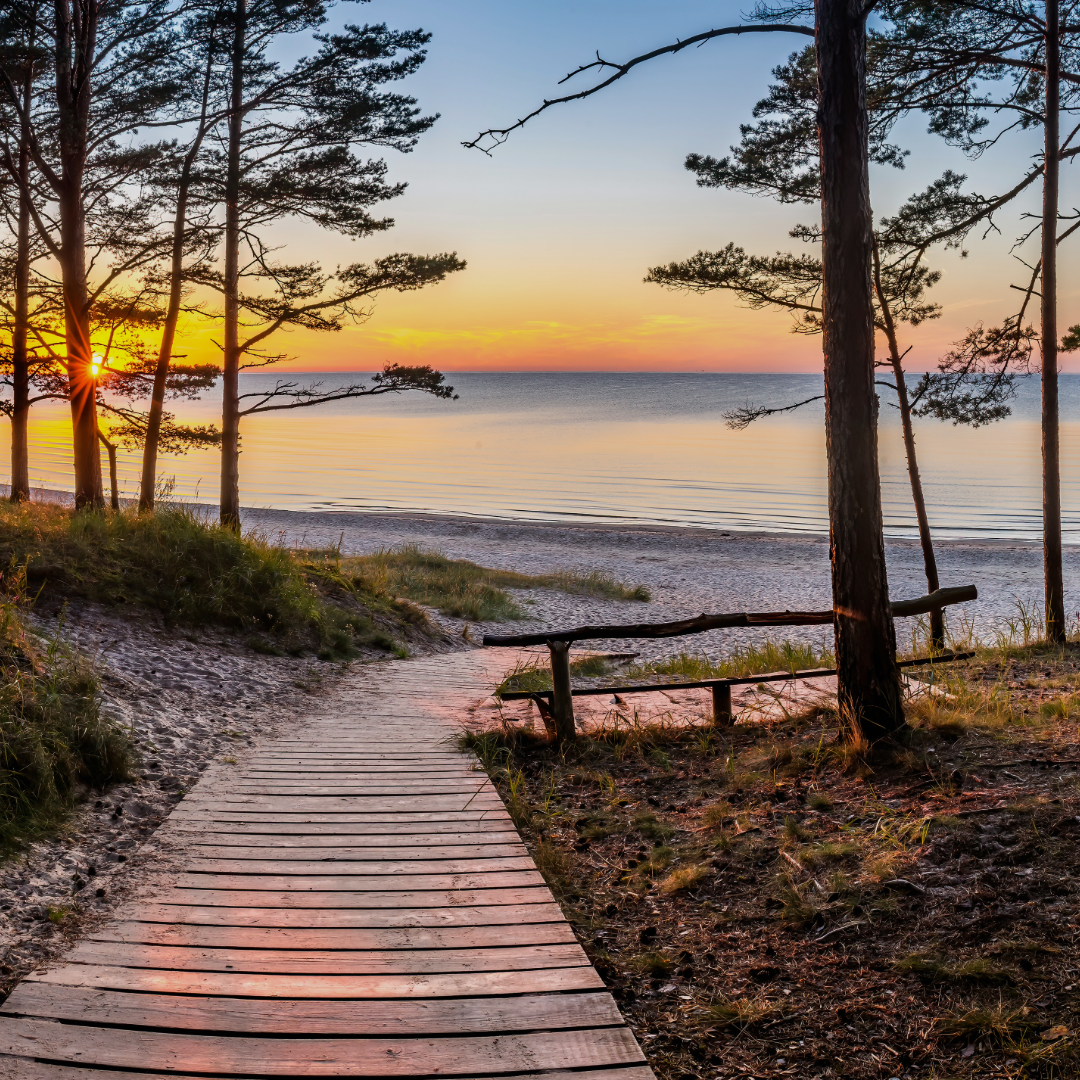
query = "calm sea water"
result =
(11, 372, 1080, 541)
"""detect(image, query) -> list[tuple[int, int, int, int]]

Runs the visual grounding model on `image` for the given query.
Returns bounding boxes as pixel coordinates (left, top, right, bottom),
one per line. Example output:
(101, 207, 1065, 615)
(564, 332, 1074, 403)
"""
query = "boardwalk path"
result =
(0, 651, 651, 1079)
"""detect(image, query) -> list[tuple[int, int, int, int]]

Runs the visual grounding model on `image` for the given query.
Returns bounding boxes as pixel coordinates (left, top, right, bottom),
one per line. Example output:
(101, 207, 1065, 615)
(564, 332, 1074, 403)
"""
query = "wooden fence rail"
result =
(484, 586, 978, 743)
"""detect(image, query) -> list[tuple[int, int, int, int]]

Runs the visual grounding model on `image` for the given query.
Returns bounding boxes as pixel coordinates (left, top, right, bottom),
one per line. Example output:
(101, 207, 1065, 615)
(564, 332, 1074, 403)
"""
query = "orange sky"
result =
(162, 2, 1080, 375)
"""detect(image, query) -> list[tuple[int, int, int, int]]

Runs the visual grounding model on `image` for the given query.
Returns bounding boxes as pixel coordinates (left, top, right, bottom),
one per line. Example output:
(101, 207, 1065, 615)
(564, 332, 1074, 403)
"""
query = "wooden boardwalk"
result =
(0, 652, 651, 1080)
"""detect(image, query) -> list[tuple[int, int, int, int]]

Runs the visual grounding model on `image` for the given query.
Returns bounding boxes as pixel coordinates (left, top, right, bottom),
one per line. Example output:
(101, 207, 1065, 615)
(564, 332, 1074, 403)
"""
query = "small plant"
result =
(701, 801, 731, 831)
(46, 905, 70, 923)
(659, 863, 710, 894)
(800, 841, 858, 867)
(633, 812, 674, 843)
(808, 791, 833, 812)
(705, 995, 775, 1030)
(631, 951, 674, 976)
(783, 815, 812, 842)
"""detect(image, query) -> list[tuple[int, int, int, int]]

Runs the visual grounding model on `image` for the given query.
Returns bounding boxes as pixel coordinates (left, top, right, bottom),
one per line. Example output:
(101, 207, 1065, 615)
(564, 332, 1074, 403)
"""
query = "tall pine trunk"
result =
(11, 37, 33, 504)
(55, 0, 103, 510)
(816, 0, 904, 740)
(871, 242, 943, 648)
(1042, 0, 1064, 642)
(139, 41, 216, 512)
(219, 0, 245, 531)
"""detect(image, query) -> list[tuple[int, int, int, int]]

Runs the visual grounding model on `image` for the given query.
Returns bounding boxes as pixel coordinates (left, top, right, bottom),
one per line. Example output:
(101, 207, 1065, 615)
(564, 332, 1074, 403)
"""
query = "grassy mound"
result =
(0, 503, 426, 659)
(342, 545, 650, 623)
(0, 589, 131, 854)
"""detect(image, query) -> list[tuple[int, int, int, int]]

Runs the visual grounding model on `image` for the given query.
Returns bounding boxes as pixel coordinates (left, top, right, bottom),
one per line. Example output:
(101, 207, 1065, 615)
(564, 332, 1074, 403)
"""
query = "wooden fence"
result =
(484, 585, 978, 742)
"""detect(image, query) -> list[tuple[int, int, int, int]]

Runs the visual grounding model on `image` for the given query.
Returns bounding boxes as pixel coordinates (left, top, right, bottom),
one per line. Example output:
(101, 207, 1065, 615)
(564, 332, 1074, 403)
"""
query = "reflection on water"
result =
(8, 372, 1080, 541)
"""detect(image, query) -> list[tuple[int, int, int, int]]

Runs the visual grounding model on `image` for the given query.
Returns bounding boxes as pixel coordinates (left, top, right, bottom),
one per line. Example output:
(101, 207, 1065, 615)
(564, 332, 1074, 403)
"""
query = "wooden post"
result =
(547, 640, 576, 744)
(711, 683, 733, 727)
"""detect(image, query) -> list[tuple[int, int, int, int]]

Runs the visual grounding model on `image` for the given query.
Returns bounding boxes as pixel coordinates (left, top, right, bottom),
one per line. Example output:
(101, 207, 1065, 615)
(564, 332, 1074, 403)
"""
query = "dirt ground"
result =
(467, 644, 1080, 1080)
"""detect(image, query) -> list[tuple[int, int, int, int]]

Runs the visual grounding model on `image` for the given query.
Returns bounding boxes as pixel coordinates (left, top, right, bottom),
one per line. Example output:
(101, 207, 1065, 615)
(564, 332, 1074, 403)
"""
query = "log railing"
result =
(484, 586, 978, 743)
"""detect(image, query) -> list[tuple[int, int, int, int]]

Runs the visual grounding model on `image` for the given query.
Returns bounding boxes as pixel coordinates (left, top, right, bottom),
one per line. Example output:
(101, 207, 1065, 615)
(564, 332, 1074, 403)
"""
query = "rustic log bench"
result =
(484, 585, 978, 742)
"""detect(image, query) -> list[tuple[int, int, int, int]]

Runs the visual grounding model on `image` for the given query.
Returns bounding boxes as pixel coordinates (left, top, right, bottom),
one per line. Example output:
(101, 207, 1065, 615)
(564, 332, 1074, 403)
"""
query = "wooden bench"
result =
(485, 585, 978, 742)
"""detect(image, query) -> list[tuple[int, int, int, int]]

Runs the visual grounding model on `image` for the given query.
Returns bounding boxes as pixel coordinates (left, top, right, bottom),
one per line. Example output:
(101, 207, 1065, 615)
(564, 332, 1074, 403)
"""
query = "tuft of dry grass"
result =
(658, 863, 711, 894)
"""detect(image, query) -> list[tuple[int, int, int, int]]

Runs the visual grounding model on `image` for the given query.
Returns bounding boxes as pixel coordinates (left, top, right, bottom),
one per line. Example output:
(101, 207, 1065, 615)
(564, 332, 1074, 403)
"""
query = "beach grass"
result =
(0, 501, 417, 658)
(496, 637, 834, 695)
(0, 571, 132, 854)
(340, 544, 650, 622)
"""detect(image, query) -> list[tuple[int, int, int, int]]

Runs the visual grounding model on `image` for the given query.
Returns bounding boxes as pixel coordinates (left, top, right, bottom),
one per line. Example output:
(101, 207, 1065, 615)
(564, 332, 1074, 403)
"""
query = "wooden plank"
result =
(177, 796, 504, 813)
(89, 921, 576, 950)
(109, 902, 566, 929)
(182, 856, 536, 875)
(172, 871, 544, 891)
(66, 941, 590, 974)
(0, 1017, 644, 1076)
(222, 782, 491, 794)
(1, 984, 624, 1035)
(188, 844, 528, 860)
(169, 812, 508, 827)
(184, 832, 523, 849)
(170, 817, 514, 834)
(3, 1060, 653, 1080)
(28, 964, 605, 998)
(149, 887, 555, 909)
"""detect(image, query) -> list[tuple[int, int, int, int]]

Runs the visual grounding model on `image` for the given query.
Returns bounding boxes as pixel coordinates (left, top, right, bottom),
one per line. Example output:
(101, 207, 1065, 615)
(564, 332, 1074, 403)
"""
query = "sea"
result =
(11, 371, 1080, 542)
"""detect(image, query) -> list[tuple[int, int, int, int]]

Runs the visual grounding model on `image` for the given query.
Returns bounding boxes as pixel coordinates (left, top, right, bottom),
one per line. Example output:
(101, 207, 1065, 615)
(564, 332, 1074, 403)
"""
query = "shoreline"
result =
(241, 505, 1080, 654)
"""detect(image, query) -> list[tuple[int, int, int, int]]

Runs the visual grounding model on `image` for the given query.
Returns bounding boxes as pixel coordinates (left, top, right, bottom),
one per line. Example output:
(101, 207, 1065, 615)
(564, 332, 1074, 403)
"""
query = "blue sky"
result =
(264, 1, 1075, 372)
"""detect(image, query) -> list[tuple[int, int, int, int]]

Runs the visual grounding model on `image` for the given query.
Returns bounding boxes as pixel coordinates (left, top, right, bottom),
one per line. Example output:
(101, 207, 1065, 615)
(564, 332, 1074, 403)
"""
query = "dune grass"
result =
(0, 501, 416, 659)
(0, 574, 131, 854)
(496, 637, 834, 696)
(341, 544, 649, 622)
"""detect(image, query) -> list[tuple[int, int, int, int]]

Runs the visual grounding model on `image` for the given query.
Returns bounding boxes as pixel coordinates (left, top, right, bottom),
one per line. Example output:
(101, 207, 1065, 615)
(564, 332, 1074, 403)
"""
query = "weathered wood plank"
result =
(66, 940, 590, 974)
(184, 833, 523, 850)
(28, 964, 605, 998)
(149, 886, 555, 909)
(0, 1017, 644, 1075)
(188, 843, 528, 860)
(182, 856, 535, 875)
(109, 902, 566, 929)
(172, 870, 544, 891)
(3, 1058, 654, 1080)
(1, 985, 624, 1035)
(89, 921, 576, 950)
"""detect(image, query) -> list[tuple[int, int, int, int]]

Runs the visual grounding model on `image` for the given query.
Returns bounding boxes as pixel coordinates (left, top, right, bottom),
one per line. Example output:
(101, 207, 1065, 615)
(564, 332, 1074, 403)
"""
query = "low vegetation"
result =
(342, 544, 650, 622)
(0, 502, 440, 659)
(0, 573, 131, 854)
(465, 638, 1080, 1080)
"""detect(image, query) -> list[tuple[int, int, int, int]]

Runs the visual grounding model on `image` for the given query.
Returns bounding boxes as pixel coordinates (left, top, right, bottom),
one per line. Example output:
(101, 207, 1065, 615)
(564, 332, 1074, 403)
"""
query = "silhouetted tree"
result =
(208, 1, 463, 528)
(0, 0, 185, 509)
(466, 8, 915, 737)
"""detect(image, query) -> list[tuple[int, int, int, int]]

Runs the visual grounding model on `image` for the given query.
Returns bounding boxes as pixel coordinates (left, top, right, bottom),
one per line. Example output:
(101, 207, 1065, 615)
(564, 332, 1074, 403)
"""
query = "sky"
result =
(226, 0, 1080, 373)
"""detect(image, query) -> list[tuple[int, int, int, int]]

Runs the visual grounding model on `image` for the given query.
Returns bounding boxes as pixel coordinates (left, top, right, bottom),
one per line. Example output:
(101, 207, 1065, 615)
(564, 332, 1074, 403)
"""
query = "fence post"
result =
(547, 640, 576, 744)
(711, 683, 733, 727)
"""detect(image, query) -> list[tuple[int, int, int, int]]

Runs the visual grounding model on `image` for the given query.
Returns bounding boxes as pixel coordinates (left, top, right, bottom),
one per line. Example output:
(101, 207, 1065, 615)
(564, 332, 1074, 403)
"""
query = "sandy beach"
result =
(242, 506, 1075, 659)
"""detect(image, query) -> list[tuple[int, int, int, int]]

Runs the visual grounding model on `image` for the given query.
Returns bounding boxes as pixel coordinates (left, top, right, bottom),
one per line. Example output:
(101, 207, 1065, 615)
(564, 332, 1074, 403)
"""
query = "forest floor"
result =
(465, 643, 1080, 1080)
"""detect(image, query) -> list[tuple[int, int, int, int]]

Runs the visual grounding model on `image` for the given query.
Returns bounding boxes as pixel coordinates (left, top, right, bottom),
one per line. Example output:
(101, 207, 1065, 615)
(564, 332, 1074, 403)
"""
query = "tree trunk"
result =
(219, 0, 245, 531)
(98, 428, 119, 511)
(1043, 0, 1064, 643)
(139, 39, 216, 513)
(10, 38, 33, 505)
(816, 0, 904, 740)
(871, 242, 943, 649)
(55, 0, 103, 510)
